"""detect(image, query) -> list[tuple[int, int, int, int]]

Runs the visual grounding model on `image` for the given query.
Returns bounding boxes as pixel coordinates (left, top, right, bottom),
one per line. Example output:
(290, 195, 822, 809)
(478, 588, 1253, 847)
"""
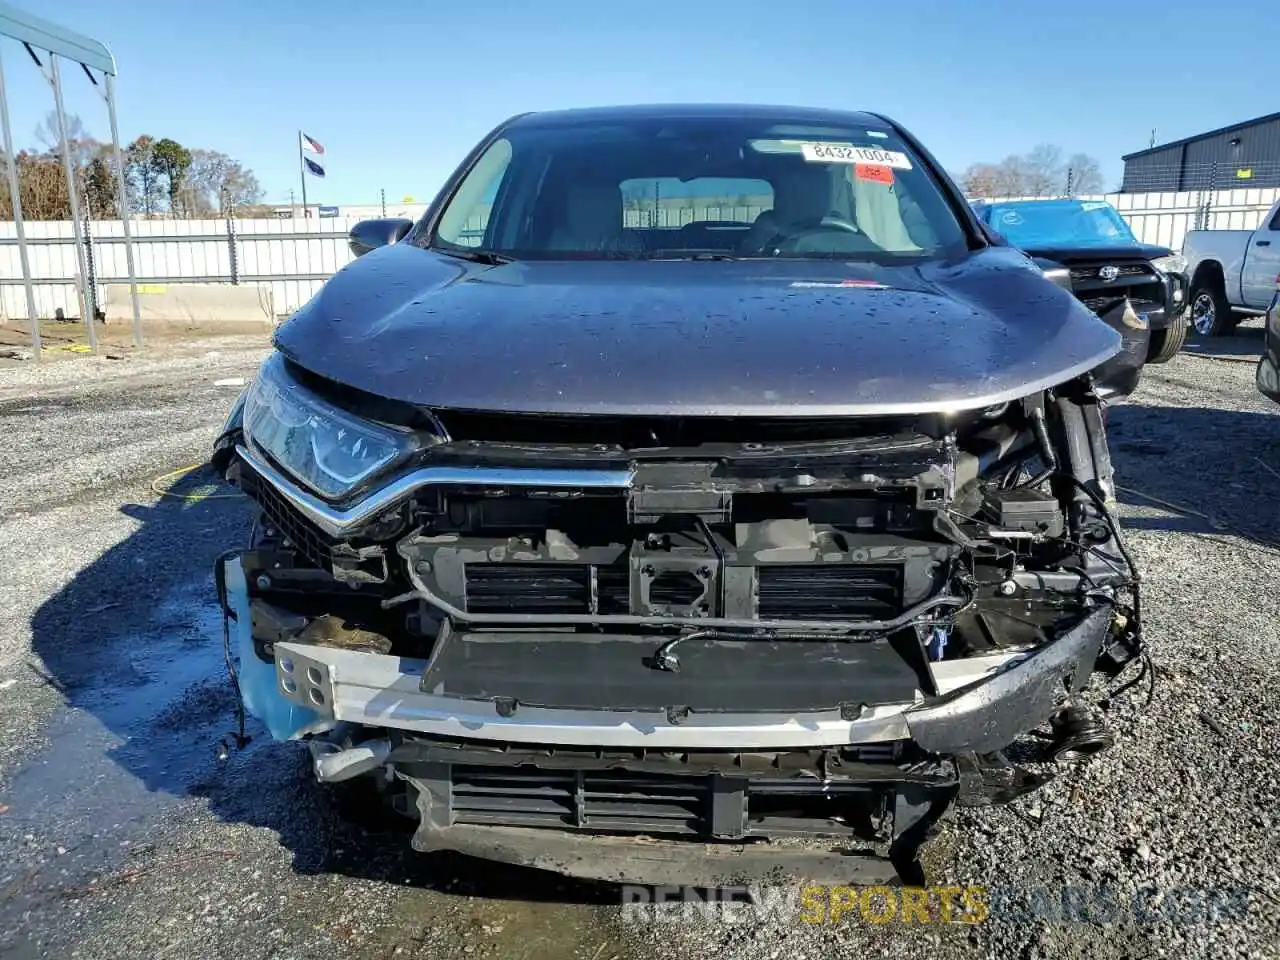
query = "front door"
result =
(1241, 207, 1280, 309)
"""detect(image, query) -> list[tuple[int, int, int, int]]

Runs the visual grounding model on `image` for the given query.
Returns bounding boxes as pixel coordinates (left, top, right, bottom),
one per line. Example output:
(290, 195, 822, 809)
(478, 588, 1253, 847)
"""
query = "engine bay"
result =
(227, 375, 1141, 716)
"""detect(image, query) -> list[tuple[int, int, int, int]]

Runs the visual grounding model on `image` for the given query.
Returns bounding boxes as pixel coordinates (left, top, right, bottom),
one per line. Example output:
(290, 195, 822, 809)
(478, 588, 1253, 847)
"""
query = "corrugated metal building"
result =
(1121, 112, 1280, 193)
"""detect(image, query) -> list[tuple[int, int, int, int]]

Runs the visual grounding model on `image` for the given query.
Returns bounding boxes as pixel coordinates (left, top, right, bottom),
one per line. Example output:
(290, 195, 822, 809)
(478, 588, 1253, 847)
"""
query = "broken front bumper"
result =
(225, 553, 1110, 752)
(222, 554, 1110, 884)
(255, 606, 1110, 754)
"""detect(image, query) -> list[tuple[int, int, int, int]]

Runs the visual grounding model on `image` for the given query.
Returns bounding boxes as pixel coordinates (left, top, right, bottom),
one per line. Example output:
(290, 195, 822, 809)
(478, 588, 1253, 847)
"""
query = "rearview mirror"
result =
(348, 218, 414, 258)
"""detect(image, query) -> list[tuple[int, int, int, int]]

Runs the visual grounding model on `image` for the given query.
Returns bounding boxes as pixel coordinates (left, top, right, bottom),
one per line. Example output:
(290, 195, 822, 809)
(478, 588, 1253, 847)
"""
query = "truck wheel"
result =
(1188, 282, 1235, 336)
(1146, 316, 1189, 363)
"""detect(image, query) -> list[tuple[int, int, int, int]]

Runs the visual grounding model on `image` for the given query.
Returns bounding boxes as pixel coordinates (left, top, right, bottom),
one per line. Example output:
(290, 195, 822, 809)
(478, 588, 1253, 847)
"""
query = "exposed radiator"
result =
(460, 561, 907, 621)
(451, 767, 707, 834)
(756, 563, 904, 621)
(464, 564, 592, 614)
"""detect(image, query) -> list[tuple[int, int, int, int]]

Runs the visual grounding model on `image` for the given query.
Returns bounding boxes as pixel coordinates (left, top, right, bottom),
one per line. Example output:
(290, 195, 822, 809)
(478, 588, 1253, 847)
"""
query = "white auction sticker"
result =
(800, 142, 913, 169)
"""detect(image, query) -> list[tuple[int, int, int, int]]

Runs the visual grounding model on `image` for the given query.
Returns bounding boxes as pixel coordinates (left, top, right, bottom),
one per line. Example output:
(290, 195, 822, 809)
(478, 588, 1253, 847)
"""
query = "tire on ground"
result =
(1146, 315, 1190, 363)
(1188, 274, 1236, 337)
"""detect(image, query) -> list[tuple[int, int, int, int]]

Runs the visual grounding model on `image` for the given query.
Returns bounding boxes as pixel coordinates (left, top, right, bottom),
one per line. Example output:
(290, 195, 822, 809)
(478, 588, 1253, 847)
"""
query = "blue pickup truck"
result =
(972, 198, 1190, 364)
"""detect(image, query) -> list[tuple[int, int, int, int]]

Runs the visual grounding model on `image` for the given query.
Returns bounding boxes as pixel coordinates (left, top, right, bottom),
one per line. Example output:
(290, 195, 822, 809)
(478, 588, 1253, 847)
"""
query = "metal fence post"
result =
(226, 212, 239, 284)
(1205, 162, 1218, 230)
(82, 193, 98, 323)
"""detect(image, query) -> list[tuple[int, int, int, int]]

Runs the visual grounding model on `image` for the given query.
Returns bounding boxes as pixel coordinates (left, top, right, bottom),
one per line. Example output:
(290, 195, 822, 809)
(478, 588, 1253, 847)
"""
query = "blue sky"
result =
(3, 0, 1274, 206)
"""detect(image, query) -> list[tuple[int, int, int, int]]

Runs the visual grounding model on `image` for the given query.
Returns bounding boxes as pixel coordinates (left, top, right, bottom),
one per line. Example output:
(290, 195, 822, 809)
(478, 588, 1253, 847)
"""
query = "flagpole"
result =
(297, 129, 308, 218)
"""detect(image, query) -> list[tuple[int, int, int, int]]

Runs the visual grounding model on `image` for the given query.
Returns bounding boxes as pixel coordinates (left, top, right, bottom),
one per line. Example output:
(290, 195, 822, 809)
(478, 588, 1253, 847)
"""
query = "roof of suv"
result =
(505, 103, 892, 130)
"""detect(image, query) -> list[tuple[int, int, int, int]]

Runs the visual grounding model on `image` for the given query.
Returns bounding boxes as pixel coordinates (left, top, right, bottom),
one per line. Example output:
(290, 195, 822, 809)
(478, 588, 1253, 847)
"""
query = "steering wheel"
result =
(795, 215, 860, 235)
(769, 215, 861, 254)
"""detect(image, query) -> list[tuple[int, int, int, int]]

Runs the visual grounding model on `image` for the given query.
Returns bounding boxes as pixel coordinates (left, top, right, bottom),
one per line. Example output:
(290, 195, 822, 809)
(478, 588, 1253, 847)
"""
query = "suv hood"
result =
(1016, 241, 1173, 264)
(274, 245, 1121, 417)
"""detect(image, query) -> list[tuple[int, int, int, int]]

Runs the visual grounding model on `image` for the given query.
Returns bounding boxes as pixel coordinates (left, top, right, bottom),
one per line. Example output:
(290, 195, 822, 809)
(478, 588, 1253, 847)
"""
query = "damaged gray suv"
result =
(211, 104, 1145, 886)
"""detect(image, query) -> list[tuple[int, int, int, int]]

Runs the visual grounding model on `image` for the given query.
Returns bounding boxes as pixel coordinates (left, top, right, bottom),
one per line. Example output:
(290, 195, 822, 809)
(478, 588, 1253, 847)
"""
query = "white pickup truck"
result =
(1181, 198, 1280, 335)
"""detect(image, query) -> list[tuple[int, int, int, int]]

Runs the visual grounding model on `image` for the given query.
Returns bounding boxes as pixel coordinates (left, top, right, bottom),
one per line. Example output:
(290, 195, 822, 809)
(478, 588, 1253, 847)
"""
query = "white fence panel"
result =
(4, 187, 1280, 323)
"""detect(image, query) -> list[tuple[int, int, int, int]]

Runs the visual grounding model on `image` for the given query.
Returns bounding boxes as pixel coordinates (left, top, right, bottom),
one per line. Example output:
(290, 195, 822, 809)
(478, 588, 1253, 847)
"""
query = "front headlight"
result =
(241, 352, 420, 500)
(1152, 253, 1187, 276)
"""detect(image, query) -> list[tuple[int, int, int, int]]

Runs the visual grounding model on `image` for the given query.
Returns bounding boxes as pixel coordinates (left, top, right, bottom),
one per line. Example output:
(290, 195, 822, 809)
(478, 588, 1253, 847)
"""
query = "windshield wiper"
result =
(436, 248, 517, 265)
(648, 251, 741, 261)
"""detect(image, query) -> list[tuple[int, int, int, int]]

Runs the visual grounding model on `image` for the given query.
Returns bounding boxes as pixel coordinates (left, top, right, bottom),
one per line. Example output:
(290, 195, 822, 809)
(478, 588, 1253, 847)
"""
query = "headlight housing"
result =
(1152, 253, 1187, 276)
(241, 352, 421, 500)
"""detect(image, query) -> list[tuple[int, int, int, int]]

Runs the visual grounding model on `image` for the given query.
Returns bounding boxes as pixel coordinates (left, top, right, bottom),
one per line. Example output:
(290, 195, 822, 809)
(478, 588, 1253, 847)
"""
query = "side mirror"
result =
(348, 218, 414, 258)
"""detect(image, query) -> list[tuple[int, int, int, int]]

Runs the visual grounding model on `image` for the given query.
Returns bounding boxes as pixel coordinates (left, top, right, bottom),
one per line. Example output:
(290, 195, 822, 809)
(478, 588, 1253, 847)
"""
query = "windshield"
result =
(427, 114, 969, 261)
(982, 200, 1138, 248)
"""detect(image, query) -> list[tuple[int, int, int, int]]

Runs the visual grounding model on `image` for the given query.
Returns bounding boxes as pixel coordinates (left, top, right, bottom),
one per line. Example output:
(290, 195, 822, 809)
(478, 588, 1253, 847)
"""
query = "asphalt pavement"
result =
(0, 328, 1277, 960)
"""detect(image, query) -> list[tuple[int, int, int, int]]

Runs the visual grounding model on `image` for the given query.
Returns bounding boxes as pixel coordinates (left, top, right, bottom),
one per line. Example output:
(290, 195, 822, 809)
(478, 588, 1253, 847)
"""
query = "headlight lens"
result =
(1153, 253, 1187, 275)
(241, 353, 419, 500)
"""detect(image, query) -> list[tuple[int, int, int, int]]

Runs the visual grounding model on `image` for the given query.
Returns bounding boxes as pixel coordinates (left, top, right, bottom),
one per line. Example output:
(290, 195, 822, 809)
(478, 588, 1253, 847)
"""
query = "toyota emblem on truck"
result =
(1099, 265, 1120, 281)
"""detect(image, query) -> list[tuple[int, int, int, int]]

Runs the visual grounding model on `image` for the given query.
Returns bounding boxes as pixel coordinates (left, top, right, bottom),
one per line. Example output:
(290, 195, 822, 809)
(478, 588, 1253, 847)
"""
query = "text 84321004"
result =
(801, 142, 913, 169)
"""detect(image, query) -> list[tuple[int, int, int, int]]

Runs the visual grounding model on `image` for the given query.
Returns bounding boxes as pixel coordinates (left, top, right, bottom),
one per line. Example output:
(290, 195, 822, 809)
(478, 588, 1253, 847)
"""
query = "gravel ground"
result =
(0, 327, 1278, 959)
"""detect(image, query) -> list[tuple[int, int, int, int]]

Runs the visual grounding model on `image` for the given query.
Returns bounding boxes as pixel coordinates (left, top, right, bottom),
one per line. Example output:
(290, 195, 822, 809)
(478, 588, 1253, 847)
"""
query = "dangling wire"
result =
(1099, 650, 1156, 710)
(212, 549, 251, 753)
(152, 463, 244, 502)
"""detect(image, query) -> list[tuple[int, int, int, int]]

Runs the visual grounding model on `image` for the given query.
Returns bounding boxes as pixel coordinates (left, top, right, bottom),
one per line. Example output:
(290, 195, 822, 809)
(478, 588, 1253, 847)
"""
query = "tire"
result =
(1188, 280, 1235, 336)
(1146, 315, 1190, 363)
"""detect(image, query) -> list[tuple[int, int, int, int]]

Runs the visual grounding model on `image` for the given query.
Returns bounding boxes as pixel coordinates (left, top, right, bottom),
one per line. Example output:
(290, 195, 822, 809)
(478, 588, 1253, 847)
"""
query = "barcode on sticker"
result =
(801, 143, 913, 169)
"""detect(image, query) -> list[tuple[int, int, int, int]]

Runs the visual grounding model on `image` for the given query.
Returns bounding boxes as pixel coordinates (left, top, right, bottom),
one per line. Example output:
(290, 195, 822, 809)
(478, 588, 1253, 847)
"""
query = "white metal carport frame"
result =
(0, 1, 142, 357)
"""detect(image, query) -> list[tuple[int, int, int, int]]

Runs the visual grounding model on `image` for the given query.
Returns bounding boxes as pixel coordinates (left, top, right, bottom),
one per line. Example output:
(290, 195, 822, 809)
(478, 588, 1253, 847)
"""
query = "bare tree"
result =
(34, 111, 98, 171)
(960, 145, 1108, 199)
(179, 149, 264, 215)
(1023, 144, 1065, 197)
(218, 160, 263, 211)
(184, 149, 230, 214)
(992, 155, 1029, 198)
(1066, 153, 1105, 194)
(960, 163, 1004, 198)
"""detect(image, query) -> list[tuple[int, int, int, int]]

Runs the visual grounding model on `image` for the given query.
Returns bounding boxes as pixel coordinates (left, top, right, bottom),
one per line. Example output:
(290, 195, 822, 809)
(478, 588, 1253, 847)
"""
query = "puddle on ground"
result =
(370, 888, 629, 960)
(2, 576, 636, 958)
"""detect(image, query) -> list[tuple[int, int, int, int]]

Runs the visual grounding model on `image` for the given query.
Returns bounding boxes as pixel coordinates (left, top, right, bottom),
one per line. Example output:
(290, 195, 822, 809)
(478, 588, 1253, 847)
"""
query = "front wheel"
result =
(1188, 283, 1236, 337)
(1146, 316, 1189, 363)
